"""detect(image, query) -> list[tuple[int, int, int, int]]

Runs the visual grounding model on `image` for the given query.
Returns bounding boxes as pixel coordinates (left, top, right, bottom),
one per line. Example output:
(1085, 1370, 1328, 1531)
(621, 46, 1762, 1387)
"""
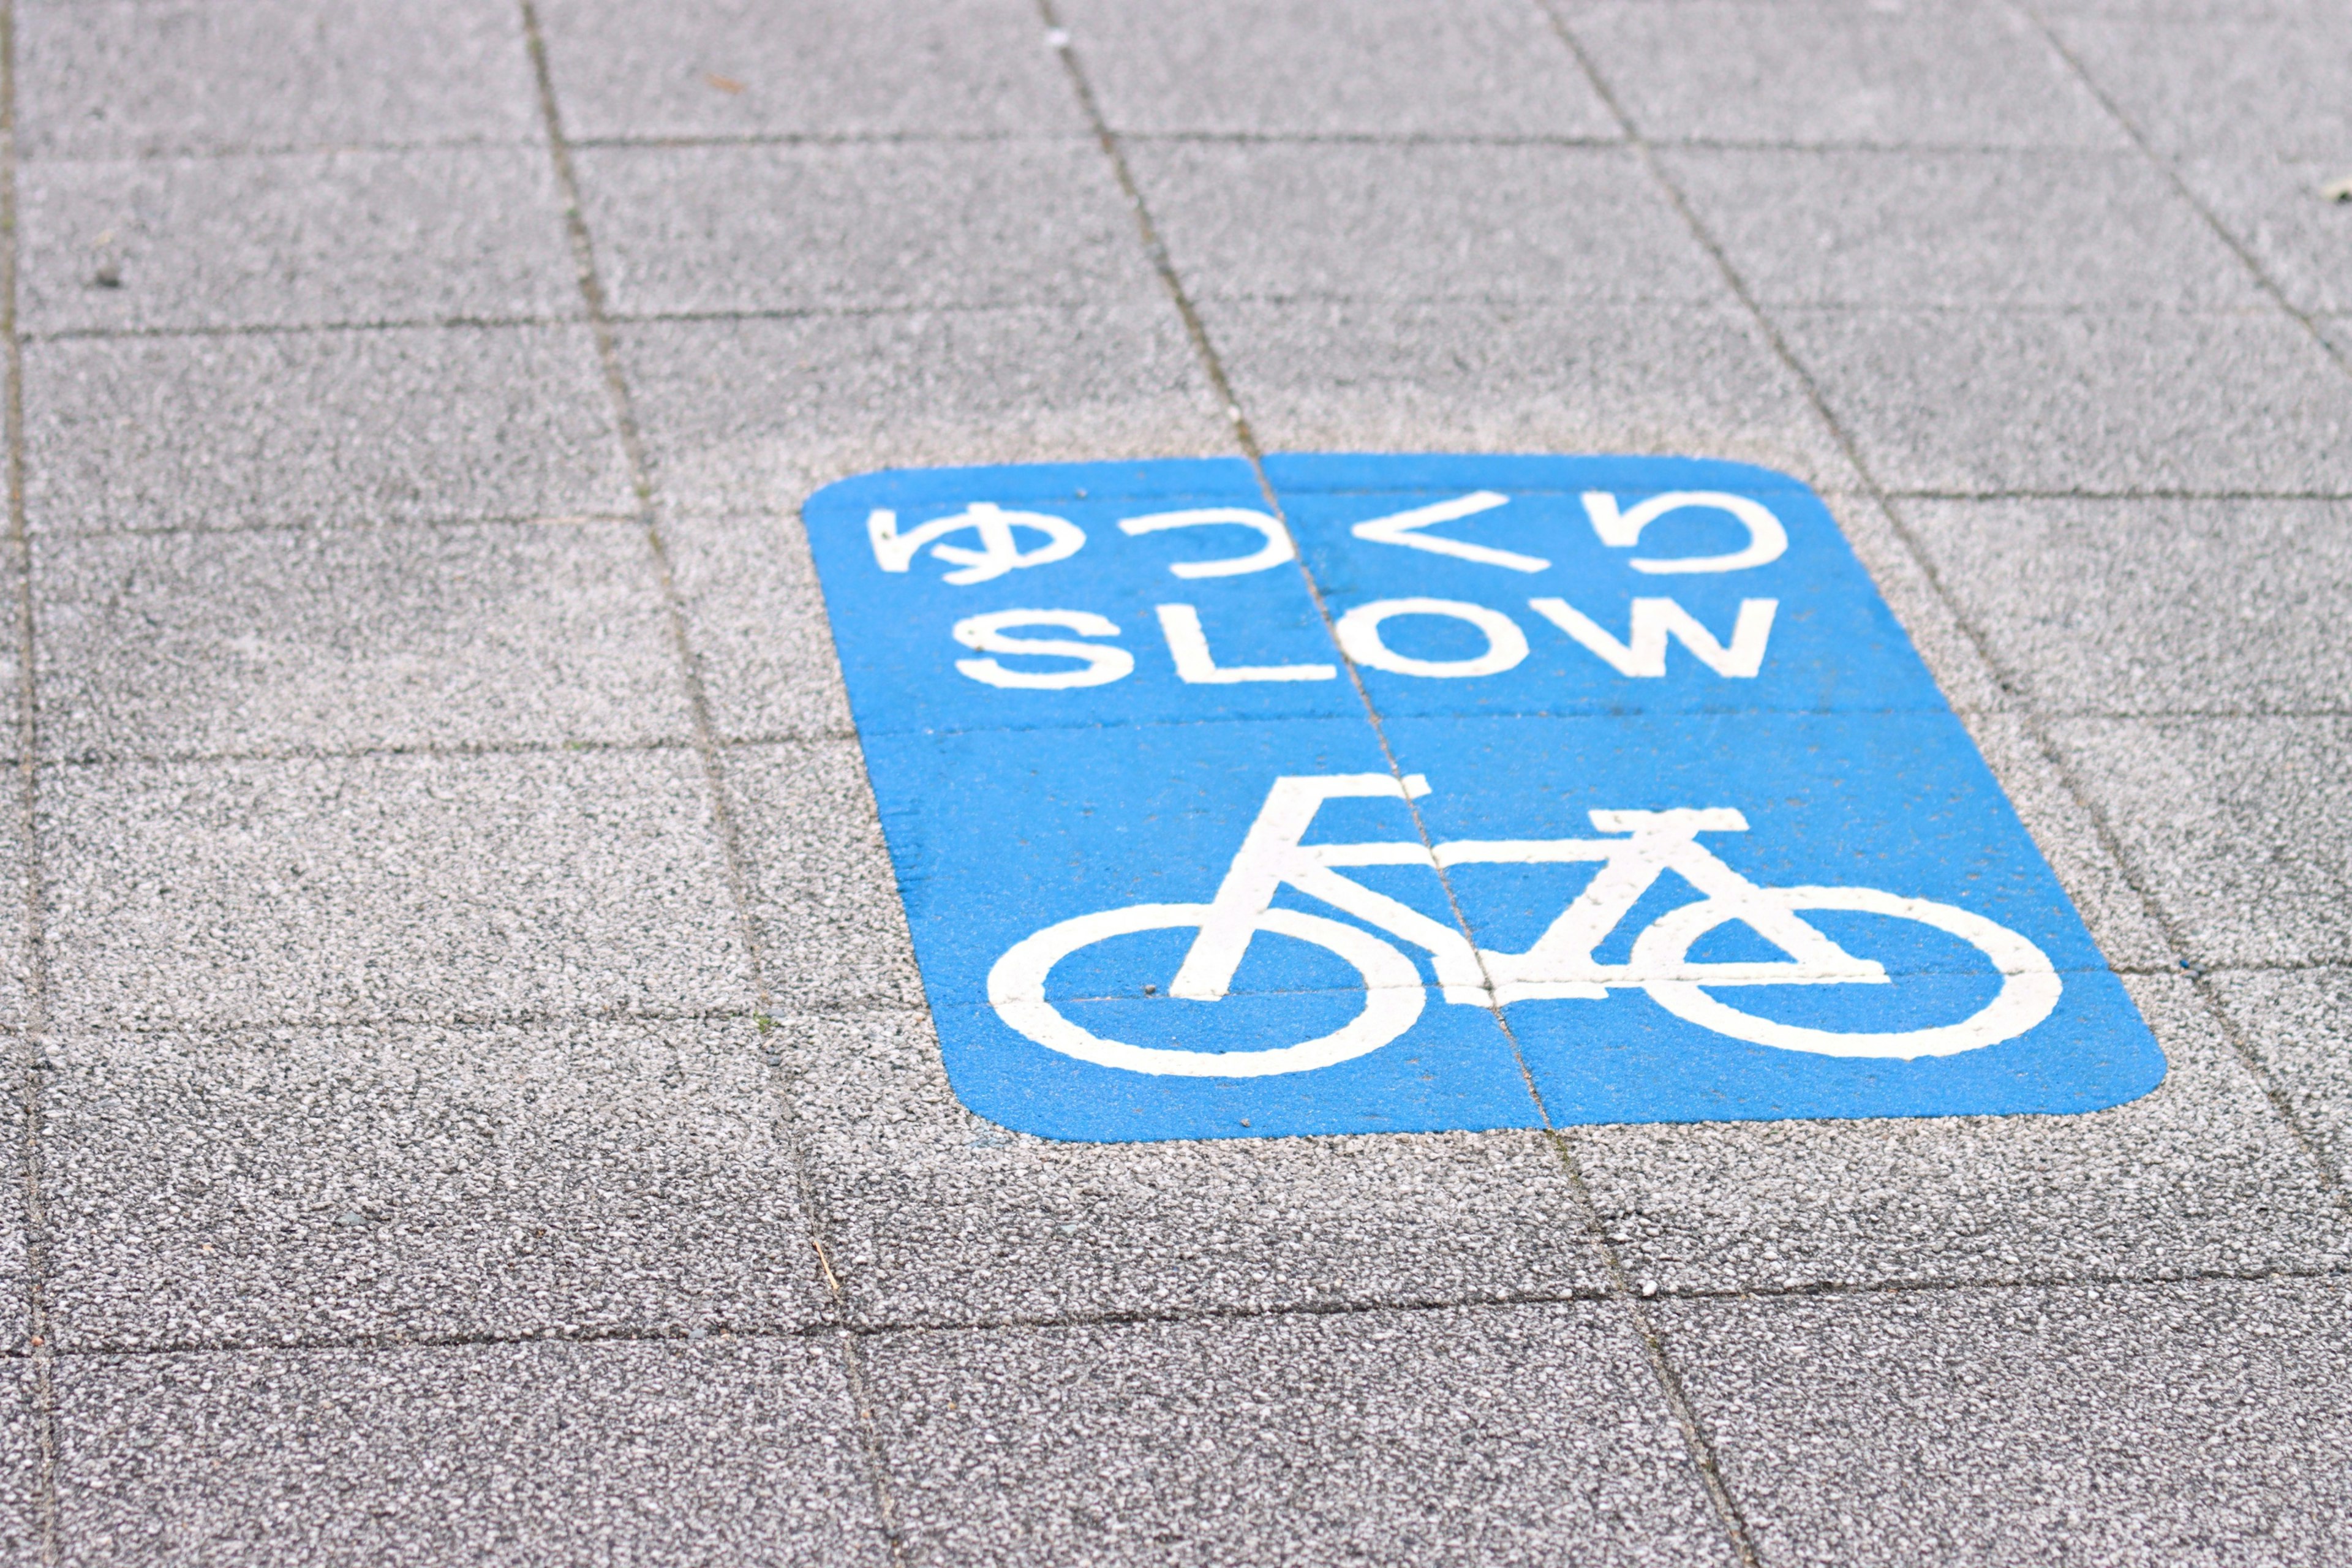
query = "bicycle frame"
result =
(1168, 772, 1889, 1009)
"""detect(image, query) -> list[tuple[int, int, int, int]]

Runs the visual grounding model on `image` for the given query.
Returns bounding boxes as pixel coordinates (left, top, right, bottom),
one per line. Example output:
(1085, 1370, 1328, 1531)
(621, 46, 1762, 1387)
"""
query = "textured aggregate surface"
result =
(0, 0, 2344, 1562)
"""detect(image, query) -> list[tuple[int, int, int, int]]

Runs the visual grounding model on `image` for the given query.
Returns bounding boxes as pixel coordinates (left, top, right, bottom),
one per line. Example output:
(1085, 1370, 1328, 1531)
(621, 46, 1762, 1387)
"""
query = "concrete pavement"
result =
(1, 0, 2349, 1561)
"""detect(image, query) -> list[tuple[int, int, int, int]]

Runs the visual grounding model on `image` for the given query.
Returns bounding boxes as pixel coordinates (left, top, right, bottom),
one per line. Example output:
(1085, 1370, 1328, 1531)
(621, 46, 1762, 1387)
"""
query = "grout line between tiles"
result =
(0, 3, 57, 1560)
(17, 299, 2319, 350)
(513, 6, 911, 1563)
(24, 707, 2352, 776)
(1040, 7, 1761, 1566)
(1996, 0, 2352, 1197)
(567, 130, 1087, 151)
(43, 1001, 927, 1038)
(1533, 9, 2352, 1222)
(12, 127, 2282, 164)
(2013, 2, 2352, 378)
(30, 511, 644, 541)
(1504, 6, 2320, 1561)
(26, 1259, 2350, 1362)
(25, 313, 588, 343)
(1887, 488, 2352, 502)
(20, 134, 548, 163)
(1543, 0, 2352, 1233)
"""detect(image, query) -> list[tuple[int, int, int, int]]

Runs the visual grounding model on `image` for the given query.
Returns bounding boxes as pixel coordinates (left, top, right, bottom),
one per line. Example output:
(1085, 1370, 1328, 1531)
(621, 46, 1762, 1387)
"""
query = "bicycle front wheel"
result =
(987, 902, 1427, 1077)
(1630, 886, 2062, 1060)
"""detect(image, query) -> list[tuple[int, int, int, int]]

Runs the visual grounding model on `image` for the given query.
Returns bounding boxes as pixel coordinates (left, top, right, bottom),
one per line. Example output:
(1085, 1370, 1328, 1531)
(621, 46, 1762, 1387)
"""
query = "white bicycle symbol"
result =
(988, 772, 2062, 1077)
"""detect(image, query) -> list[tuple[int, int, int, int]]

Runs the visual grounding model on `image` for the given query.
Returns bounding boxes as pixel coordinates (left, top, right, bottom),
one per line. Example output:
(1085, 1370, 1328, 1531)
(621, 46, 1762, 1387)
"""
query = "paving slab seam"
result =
(42, 1286, 1623, 1363)
(28, 300, 1120, 344)
(43, 1319, 851, 1362)
(20, 1259, 2352, 1364)
(1524, 6, 2352, 1555)
(0, 5, 56, 1561)
(839, 1283, 1618, 1341)
(1660, 137, 2164, 157)
(603, 299, 1184, 329)
(1969, 708, 2352, 723)
(1043, 132, 2168, 158)
(1120, 130, 1634, 148)
(2013, 0, 2352, 384)
(31, 1005, 930, 1051)
(1148, 287, 1757, 309)
(1042, 10, 1763, 1564)
(1528, 1138, 1763, 1568)
(1534, 0, 2352, 1228)
(830, 1332, 910, 1566)
(40, 1002, 900, 1038)
(569, 131, 1091, 152)
(22, 135, 548, 165)
(45, 736, 716, 769)
(1629, 1262, 2352, 1306)
(37, 510, 643, 542)
(24, 313, 589, 344)
(33, 304, 2326, 353)
(1891, 488, 2352, 500)
(1992, 0, 2352, 1204)
(1782, 301, 2286, 320)
(516, 6, 911, 1560)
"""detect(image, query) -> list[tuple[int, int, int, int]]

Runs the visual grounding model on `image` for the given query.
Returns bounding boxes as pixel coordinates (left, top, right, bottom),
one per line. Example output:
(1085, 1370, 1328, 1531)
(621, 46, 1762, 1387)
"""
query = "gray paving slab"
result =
(773, 1009, 1609, 1326)
(1664, 147, 2257, 309)
(20, 148, 578, 336)
(2209, 967, 2352, 1184)
(1566, 0, 2125, 150)
(535, 0, 1080, 141)
(1953, 706, 2176, 971)
(1129, 140, 1724, 304)
(18, 0, 542, 161)
(1828, 491, 2015, 718)
(2050, 715, 2352, 968)
(575, 140, 1156, 318)
(1569, 972, 2349, 1292)
(720, 742, 926, 1013)
(1060, 0, 1618, 138)
(1654, 1276, 2352, 1567)
(42, 1017, 826, 1349)
(2174, 157, 2352, 318)
(52, 1337, 886, 1567)
(864, 1303, 1726, 1567)
(665, 513, 851, 744)
(42, 748, 753, 1030)
(1202, 298, 1860, 493)
(1906, 496, 2352, 715)
(24, 325, 634, 535)
(616, 309, 1224, 516)
(38, 521, 690, 760)
(1777, 306, 2352, 496)
(2048, 12, 2352, 159)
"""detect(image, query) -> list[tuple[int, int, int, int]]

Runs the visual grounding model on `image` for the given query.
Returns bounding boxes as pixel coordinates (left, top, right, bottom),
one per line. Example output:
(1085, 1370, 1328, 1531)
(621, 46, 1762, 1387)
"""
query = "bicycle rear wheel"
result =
(1630, 886, 2062, 1059)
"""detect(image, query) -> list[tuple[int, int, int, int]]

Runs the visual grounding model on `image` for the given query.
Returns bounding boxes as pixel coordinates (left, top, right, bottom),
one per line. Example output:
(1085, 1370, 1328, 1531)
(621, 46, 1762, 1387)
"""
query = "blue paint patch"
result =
(803, 454, 2165, 1142)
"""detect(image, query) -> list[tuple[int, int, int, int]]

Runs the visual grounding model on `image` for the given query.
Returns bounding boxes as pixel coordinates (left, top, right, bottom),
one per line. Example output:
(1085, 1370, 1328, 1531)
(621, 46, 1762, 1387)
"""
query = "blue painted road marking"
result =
(804, 454, 2165, 1143)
